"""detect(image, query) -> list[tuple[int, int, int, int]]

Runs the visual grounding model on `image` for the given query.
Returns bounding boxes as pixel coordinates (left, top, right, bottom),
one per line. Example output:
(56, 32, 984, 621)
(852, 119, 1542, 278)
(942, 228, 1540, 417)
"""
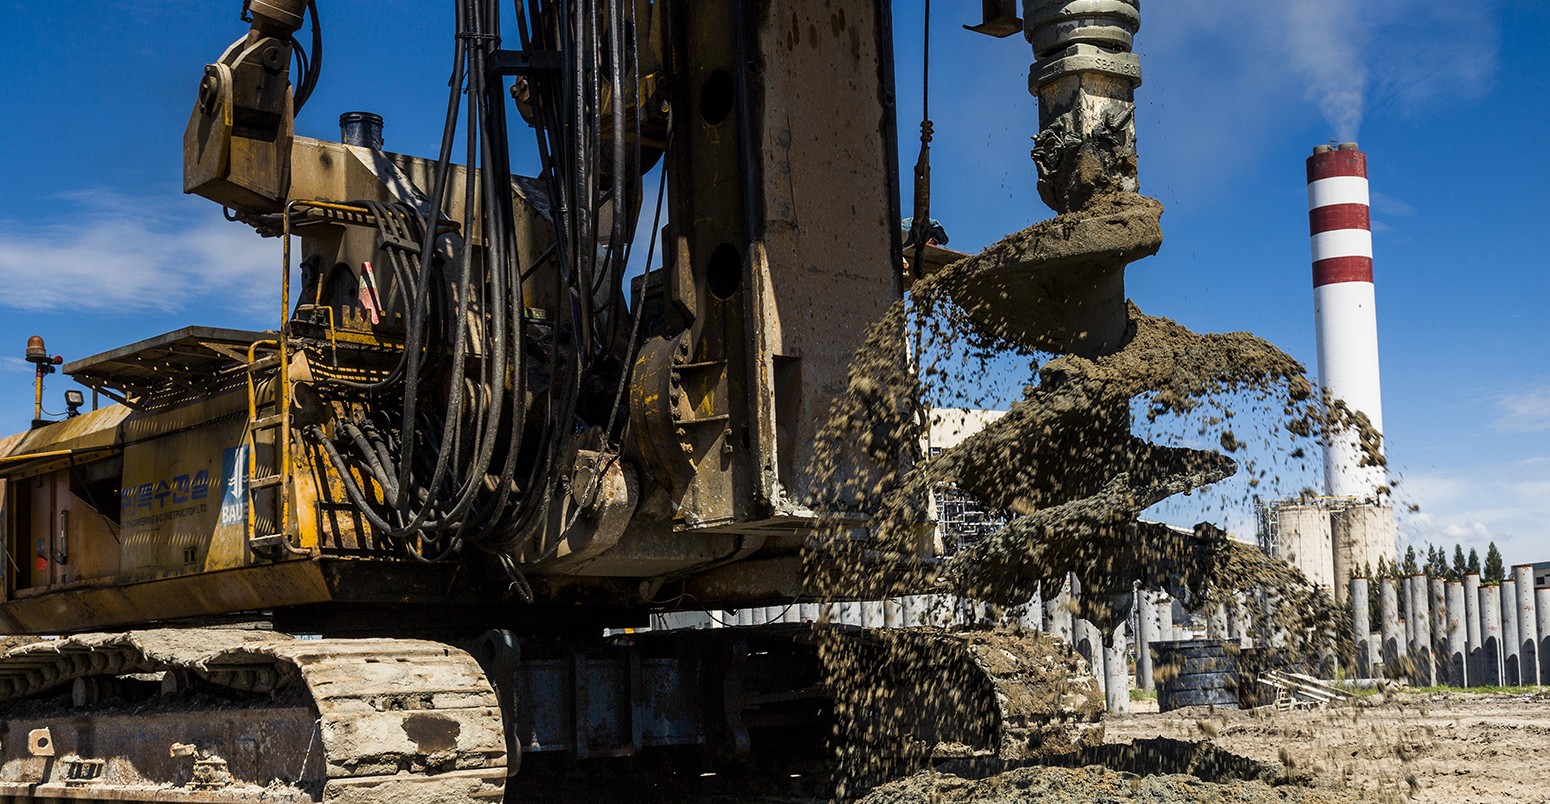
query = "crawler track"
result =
(0, 630, 505, 803)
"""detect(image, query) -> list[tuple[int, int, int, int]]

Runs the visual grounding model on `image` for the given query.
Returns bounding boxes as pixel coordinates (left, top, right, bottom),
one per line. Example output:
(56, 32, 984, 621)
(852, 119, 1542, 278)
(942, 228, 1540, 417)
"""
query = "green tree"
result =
(1452, 545, 1468, 579)
(1403, 545, 1419, 575)
(1484, 542, 1506, 582)
(1467, 547, 1481, 576)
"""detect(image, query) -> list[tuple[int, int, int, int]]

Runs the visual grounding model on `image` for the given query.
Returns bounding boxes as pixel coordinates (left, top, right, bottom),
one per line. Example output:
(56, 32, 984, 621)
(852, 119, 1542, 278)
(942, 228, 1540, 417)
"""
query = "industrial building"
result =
(926, 408, 1008, 555)
(1259, 143, 1398, 598)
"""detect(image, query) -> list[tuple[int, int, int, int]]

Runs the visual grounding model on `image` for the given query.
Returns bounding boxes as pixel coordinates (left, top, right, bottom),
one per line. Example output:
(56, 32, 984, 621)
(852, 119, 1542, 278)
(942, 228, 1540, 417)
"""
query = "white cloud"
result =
(1396, 459, 1550, 566)
(1493, 382, 1550, 433)
(0, 357, 30, 375)
(1369, 191, 1414, 217)
(0, 191, 278, 318)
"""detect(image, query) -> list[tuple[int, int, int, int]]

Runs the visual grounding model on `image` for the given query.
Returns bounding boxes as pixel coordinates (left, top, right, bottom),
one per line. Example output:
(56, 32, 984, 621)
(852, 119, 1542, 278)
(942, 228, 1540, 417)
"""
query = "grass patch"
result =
(1339, 683, 1542, 697)
(1130, 688, 1157, 702)
(1398, 685, 1541, 695)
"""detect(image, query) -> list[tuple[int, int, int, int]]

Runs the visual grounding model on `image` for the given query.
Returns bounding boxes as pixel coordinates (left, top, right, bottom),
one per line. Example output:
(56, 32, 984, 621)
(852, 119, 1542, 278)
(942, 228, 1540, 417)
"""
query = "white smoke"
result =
(1147, 0, 1502, 144)
(1282, 0, 1370, 141)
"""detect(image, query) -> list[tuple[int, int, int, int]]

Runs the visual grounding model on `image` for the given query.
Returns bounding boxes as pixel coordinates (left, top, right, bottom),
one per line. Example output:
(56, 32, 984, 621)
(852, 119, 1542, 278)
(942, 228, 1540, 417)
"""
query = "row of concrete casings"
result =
(1349, 564, 1550, 686)
(649, 578, 1259, 714)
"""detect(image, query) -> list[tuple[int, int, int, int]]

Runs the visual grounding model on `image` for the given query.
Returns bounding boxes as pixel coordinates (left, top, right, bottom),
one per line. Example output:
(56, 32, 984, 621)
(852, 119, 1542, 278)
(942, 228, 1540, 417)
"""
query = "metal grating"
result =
(63, 326, 271, 410)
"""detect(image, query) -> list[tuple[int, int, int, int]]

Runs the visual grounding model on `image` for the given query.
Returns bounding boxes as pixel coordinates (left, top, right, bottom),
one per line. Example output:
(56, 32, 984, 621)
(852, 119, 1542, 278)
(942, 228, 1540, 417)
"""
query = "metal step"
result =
(249, 475, 284, 491)
(252, 414, 285, 430)
(247, 354, 283, 372)
(247, 534, 294, 553)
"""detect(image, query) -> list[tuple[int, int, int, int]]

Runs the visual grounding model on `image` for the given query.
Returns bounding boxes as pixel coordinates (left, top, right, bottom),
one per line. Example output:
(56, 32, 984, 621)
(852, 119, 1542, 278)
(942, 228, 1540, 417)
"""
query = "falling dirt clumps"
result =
(935, 307, 1328, 629)
(821, 626, 1107, 795)
(799, 188, 1378, 797)
(805, 285, 1353, 635)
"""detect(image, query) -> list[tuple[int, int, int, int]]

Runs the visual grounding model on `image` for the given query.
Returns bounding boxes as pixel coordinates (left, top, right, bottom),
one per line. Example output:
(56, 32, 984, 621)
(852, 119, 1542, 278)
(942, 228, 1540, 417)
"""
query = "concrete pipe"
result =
(931, 595, 957, 628)
(861, 600, 886, 629)
(1418, 575, 1437, 684)
(1207, 603, 1230, 641)
(1379, 578, 1404, 680)
(1431, 577, 1450, 685)
(1137, 591, 1160, 691)
(952, 597, 973, 628)
(1407, 579, 1419, 678)
(1104, 625, 1130, 714)
(1402, 575, 1417, 662)
(1481, 585, 1504, 686)
(881, 598, 902, 628)
(1463, 573, 1483, 687)
(1247, 589, 1274, 650)
(1077, 619, 1106, 696)
(1513, 565, 1538, 685)
(1046, 577, 1075, 645)
(1021, 588, 1045, 632)
(1350, 577, 1372, 678)
(1230, 593, 1254, 649)
(1152, 640, 1240, 711)
(1501, 580, 1520, 685)
(1537, 586, 1550, 686)
(1408, 575, 1435, 685)
(1446, 580, 1468, 687)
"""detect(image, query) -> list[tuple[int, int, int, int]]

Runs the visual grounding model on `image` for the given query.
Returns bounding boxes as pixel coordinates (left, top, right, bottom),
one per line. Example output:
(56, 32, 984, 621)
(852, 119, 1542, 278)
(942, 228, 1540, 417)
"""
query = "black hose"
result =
(292, 0, 323, 112)
(311, 0, 652, 574)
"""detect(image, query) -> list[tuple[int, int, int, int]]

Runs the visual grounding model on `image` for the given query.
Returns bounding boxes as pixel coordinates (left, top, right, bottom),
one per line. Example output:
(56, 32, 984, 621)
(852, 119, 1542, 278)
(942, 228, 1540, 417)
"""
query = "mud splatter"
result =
(799, 192, 1373, 796)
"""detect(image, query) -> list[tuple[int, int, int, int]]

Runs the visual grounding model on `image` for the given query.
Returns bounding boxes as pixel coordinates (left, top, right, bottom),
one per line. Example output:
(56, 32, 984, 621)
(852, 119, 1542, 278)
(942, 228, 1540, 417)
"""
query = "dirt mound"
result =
(861, 763, 1363, 804)
(1106, 691, 1550, 803)
(861, 739, 1370, 804)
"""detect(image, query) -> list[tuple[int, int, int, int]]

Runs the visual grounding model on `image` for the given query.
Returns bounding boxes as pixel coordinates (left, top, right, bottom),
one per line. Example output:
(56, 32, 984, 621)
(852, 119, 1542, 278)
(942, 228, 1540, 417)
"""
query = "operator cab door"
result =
(1, 457, 123, 598)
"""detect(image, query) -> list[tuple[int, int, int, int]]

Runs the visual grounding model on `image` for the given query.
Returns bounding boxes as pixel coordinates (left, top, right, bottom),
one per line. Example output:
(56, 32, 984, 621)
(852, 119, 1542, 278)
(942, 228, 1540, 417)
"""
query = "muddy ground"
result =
(1105, 691, 1550, 803)
(866, 691, 1550, 803)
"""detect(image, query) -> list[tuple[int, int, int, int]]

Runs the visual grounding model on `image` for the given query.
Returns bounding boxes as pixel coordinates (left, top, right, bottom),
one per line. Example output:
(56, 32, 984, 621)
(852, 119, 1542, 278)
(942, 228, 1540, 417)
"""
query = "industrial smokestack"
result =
(1306, 142, 1386, 500)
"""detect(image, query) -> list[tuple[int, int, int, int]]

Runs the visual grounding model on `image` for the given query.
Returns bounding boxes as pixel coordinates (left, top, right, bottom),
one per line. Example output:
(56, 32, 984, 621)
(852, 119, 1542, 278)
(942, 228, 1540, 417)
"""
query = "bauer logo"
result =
(218, 445, 248, 526)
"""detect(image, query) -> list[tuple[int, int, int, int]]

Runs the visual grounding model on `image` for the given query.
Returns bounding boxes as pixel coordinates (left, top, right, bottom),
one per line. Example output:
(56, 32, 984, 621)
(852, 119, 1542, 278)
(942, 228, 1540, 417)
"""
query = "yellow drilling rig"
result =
(0, 1, 1161, 800)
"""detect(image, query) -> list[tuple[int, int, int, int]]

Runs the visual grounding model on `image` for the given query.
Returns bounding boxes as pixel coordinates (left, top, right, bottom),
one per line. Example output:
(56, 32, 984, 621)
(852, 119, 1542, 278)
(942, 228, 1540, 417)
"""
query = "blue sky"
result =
(1, 1, 1545, 567)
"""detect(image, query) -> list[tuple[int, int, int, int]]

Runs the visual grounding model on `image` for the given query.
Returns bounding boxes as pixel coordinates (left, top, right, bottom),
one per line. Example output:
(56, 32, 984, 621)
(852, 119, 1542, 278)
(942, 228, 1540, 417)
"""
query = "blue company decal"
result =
(218, 445, 248, 526)
(120, 469, 212, 517)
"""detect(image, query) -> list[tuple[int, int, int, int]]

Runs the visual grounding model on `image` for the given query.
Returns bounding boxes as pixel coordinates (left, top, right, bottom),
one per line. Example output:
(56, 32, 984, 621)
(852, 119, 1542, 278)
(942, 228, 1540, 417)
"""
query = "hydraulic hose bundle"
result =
(306, 0, 653, 588)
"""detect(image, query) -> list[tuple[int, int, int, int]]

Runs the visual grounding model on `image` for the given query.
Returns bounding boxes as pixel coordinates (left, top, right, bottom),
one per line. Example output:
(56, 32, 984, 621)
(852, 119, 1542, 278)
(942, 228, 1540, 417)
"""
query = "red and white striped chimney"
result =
(1307, 143, 1386, 500)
